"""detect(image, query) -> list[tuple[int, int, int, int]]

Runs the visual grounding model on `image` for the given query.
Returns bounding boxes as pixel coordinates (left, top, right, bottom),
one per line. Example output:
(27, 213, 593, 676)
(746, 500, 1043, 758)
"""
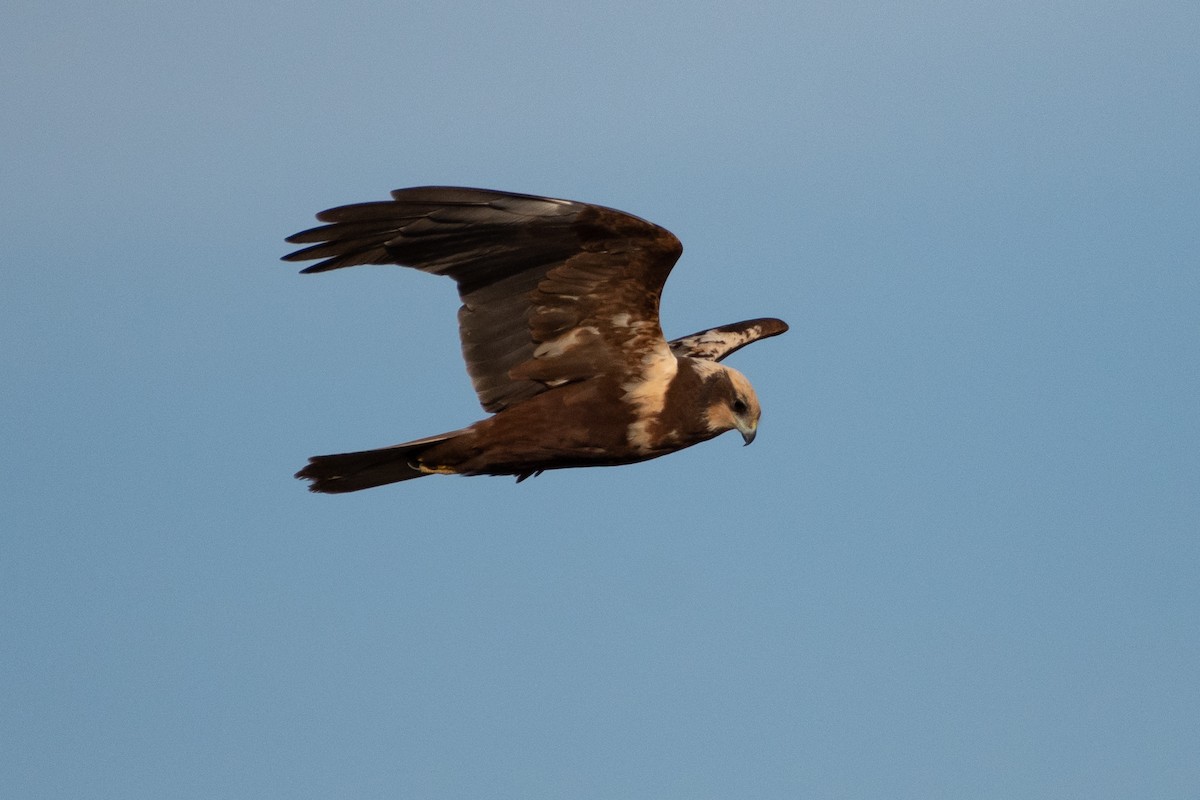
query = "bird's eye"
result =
(732, 398, 748, 414)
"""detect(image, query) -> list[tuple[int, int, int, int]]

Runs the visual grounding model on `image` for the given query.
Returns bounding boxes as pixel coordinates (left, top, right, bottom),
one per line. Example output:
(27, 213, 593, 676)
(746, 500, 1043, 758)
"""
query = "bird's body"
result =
(284, 187, 787, 493)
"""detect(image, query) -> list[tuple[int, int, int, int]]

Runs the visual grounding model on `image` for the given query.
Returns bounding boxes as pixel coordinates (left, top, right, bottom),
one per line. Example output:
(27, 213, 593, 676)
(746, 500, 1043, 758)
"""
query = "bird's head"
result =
(698, 362, 761, 445)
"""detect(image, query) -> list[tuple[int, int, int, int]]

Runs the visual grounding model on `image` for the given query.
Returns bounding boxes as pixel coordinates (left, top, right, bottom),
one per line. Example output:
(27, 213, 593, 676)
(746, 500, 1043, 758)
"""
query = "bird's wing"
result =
(283, 187, 683, 413)
(667, 318, 789, 361)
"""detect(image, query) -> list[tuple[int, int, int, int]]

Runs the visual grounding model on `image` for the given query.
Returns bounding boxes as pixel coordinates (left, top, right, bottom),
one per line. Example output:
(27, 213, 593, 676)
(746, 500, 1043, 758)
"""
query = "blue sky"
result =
(3, 1, 1198, 797)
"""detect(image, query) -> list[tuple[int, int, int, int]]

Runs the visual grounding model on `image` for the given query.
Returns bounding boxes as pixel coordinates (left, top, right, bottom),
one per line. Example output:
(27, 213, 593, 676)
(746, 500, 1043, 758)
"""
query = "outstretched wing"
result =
(283, 187, 683, 413)
(668, 317, 790, 361)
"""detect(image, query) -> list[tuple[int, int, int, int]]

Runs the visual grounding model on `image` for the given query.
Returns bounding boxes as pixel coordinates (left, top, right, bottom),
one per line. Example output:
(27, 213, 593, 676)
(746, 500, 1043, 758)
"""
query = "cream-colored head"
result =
(698, 362, 761, 445)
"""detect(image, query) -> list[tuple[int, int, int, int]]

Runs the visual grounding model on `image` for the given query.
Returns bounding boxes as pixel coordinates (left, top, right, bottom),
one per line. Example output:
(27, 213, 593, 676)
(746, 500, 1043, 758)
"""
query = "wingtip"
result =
(279, 252, 327, 273)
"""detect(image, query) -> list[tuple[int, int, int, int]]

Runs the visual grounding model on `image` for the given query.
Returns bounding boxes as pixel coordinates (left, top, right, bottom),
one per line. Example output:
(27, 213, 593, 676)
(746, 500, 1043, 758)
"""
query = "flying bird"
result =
(283, 187, 787, 493)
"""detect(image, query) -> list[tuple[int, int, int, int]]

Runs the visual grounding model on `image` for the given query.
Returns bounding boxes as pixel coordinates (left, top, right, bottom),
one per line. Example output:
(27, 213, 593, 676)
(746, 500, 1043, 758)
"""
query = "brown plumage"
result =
(283, 187, 787, 493)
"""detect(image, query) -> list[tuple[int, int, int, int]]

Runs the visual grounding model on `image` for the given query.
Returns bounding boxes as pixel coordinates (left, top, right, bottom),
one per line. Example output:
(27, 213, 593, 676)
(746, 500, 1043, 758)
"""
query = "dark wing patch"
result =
(284, 187, 683, 412)
(667, 317, 789, 361)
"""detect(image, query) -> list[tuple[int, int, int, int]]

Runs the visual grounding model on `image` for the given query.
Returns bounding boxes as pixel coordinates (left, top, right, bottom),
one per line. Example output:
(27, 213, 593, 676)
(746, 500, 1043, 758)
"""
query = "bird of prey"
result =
(283, 186, 787, 493)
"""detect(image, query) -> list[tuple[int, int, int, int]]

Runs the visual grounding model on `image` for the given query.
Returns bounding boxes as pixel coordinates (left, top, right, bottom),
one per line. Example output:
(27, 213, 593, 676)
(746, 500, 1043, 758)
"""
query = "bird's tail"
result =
(295, 430, 464, 494)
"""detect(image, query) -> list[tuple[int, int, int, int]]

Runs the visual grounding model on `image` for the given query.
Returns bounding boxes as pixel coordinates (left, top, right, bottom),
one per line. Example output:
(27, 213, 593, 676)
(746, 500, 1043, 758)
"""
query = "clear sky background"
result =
(3, 2, 1198, 798)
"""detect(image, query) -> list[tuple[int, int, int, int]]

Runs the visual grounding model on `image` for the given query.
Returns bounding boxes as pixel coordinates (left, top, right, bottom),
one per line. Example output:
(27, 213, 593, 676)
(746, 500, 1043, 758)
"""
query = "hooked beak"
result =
(737, 419, 758, 446)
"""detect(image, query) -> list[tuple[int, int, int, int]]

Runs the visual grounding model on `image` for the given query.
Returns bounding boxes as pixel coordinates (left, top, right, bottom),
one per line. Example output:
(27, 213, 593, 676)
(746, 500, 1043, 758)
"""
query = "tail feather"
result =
(295, 430, 463, 494)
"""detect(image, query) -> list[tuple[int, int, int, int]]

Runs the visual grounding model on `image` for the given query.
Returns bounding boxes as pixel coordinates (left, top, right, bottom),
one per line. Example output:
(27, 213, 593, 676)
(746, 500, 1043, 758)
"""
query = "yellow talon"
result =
(415, 463, 458, 475)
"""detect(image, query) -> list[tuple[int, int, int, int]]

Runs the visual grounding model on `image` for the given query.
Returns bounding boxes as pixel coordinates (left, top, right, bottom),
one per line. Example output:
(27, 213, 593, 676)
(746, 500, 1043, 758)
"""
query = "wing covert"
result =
(667, 318, 790, 361)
